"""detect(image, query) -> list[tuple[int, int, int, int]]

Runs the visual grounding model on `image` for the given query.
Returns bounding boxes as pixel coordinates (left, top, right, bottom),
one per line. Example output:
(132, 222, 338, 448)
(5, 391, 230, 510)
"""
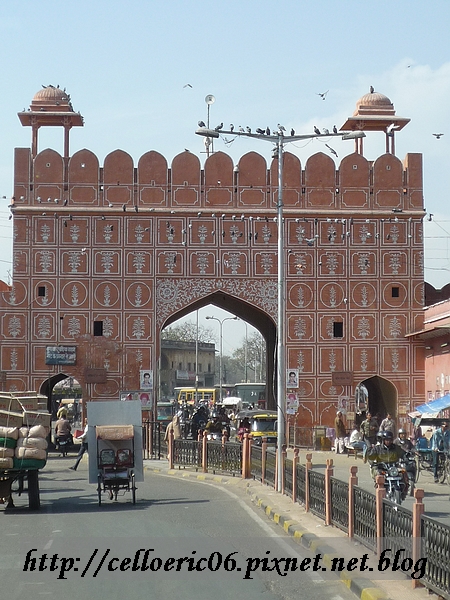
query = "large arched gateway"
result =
(0, 86, 426, 430)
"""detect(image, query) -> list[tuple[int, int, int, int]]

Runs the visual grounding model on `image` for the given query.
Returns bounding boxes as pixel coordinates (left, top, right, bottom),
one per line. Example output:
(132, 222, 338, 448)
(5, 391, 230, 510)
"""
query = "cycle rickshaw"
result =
(95, 424, 137, 505)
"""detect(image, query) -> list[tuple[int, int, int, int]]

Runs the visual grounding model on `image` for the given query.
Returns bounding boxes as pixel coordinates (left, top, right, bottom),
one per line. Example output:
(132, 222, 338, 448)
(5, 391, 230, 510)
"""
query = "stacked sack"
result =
(0, 426, 19, 469)
(14, 425, 48, 470)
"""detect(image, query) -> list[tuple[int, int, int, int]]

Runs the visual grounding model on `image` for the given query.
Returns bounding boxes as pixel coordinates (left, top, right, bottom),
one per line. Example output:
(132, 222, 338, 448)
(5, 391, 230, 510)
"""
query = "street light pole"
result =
(206, 315, 238, 403)
(197, 125, 365, 491)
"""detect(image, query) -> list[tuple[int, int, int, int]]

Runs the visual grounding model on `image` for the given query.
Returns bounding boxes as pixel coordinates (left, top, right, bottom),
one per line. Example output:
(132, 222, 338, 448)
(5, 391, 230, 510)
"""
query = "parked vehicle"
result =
(156, 401, 176, 430)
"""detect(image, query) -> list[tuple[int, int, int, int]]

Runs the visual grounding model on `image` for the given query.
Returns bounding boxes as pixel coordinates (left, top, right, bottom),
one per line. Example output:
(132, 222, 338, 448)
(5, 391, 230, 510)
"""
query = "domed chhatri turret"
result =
(18, 85, 84, 159)
(340, 87, 410, 155)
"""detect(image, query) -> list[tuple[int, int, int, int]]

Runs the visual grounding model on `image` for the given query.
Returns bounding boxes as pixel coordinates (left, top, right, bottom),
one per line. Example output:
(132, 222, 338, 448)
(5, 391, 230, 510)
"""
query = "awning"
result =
(414, 394, 450, 416)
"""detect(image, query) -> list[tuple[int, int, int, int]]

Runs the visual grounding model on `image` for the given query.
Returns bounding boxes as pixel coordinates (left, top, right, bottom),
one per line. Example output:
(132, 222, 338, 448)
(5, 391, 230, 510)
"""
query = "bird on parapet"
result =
(314, 126, 321, 135)
(198, 120, 206, 127)
(317, 90, 328, 100)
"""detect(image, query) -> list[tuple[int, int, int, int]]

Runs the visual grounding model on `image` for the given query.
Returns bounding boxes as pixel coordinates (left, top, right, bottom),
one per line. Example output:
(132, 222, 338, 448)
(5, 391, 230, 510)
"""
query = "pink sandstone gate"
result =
(0, 86, 426, 429)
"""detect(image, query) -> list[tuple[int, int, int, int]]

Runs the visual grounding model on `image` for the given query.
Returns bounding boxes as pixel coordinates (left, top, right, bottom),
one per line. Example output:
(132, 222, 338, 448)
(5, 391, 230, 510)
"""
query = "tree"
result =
(162, 321, 216, 344)
(232, 332, 266, 382)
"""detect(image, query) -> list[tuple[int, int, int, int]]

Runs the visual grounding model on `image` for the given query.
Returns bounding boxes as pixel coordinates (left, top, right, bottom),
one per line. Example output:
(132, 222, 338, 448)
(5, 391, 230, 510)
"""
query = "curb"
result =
(245, 488, 391, 600)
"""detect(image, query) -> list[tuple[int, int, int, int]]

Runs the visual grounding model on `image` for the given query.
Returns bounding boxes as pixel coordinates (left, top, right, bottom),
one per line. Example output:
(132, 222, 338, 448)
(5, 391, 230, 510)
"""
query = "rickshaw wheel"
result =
(97, 474, 102, 506)
(131, 472, 136, 505)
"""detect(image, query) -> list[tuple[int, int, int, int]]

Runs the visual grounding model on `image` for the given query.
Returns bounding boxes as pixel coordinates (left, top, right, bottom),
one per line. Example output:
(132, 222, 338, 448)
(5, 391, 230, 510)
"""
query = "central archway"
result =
(160, 291, 277, 409)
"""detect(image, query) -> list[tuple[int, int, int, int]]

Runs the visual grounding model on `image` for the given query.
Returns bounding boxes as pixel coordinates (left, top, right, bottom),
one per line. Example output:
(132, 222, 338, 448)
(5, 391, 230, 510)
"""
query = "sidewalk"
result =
(144, 456, 432, 600)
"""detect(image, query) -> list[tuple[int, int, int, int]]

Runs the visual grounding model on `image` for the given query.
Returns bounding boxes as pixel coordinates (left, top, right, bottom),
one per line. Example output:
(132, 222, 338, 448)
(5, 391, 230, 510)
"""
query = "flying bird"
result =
(433, 133, 444, 139)
(183, 83, 193, 88)
(317, 90, 328, 100)
(314, 126, 321, 135)
(198, 120, 206, 127)
(325, 143, 338, 157)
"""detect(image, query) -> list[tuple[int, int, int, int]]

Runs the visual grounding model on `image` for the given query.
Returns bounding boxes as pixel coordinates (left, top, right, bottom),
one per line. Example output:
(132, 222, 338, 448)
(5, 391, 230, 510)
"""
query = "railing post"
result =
(412, 488, 425, 589)
(241, 433, 249, 479)
(348, 465, 358, 538)
(375, 474, 386, 556)
(325, 458, 333, 526)
(292, 448, 299, 503)
(168, 427, 174, 469)
(305, 452, 312, 512)
(202, 430, 208, 473)
(261, 439, 267, 485)
(281, 445, 287, 495)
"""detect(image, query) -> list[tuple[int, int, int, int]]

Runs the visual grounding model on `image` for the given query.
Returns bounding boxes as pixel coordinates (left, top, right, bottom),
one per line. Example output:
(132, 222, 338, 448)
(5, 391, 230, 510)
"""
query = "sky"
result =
(0, 0, 449, 353)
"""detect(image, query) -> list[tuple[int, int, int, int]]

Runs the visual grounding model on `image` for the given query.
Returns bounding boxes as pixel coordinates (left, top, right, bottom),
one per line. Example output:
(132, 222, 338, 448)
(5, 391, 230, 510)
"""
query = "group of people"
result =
(54, 408, 89, 470)
(335, 409, 450, 489)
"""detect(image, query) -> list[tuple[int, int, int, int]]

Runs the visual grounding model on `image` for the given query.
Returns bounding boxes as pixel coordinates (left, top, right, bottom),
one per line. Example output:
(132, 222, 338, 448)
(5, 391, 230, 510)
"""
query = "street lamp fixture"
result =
(198, 125, 365, 491)
(205, 315, 239, 403)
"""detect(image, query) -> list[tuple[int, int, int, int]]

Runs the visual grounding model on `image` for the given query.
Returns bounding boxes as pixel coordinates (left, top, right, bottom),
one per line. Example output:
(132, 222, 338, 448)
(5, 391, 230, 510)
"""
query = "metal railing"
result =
(330, 476, 349, 532)
(308, 469, 326, 519)
(353, 485, 377, 552)
(421, 515, 450, 599)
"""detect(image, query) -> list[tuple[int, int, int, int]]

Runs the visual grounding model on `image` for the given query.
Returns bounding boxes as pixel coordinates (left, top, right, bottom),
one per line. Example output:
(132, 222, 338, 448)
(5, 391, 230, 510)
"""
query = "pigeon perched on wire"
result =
(323, 128, 330, 135)
(256, 128, 265, 134)
(230, 124, 234, 132)
(314, 126, 321, 135)
(266, 127, 270, 135)
(278, 124, 286, 131)
(291, 128, 295, 136)
(215, 123, 224, 131)
(333, 125, 338, 134)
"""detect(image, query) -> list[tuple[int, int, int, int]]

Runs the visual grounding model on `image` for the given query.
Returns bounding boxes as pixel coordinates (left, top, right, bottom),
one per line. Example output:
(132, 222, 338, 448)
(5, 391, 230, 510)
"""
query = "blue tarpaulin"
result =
(415, 394, 450, 416)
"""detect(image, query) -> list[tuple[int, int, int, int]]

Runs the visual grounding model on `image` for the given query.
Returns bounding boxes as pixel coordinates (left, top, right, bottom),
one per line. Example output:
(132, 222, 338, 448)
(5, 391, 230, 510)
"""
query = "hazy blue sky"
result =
(0, 0, 449, 351)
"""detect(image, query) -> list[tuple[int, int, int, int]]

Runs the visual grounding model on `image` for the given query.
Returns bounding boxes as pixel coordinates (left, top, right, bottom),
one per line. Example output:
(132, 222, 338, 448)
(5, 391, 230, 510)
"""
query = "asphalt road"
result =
(0, 456, 360, 600)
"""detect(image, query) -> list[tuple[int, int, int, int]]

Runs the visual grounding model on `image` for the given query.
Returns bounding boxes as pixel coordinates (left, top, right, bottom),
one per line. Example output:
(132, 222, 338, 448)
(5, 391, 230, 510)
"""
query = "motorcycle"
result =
(56, 434, 73, 457)
(399, 451, 417, 497)
(373, 461, 409, 504)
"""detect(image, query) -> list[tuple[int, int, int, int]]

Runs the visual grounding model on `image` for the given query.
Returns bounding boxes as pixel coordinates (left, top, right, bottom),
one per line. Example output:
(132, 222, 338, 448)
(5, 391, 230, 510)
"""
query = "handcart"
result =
(95, 425, 137, 506)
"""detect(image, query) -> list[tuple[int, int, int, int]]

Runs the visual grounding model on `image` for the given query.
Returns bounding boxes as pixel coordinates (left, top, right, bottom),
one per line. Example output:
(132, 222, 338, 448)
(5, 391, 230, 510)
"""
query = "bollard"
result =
(347, 465, 358, 538)
(261, 439, 267, 485)
(325, 458, 334, 526)
(292, 448, 299, 503)
(411, 488, 425, 589)
(242, 434, 252, 479)
(375, 474, 386, 556)
(305, 453, 312, 512)
(168, 427, 174, 469)
(281, 445, 287, 495)
(202, 430, 208, 473)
